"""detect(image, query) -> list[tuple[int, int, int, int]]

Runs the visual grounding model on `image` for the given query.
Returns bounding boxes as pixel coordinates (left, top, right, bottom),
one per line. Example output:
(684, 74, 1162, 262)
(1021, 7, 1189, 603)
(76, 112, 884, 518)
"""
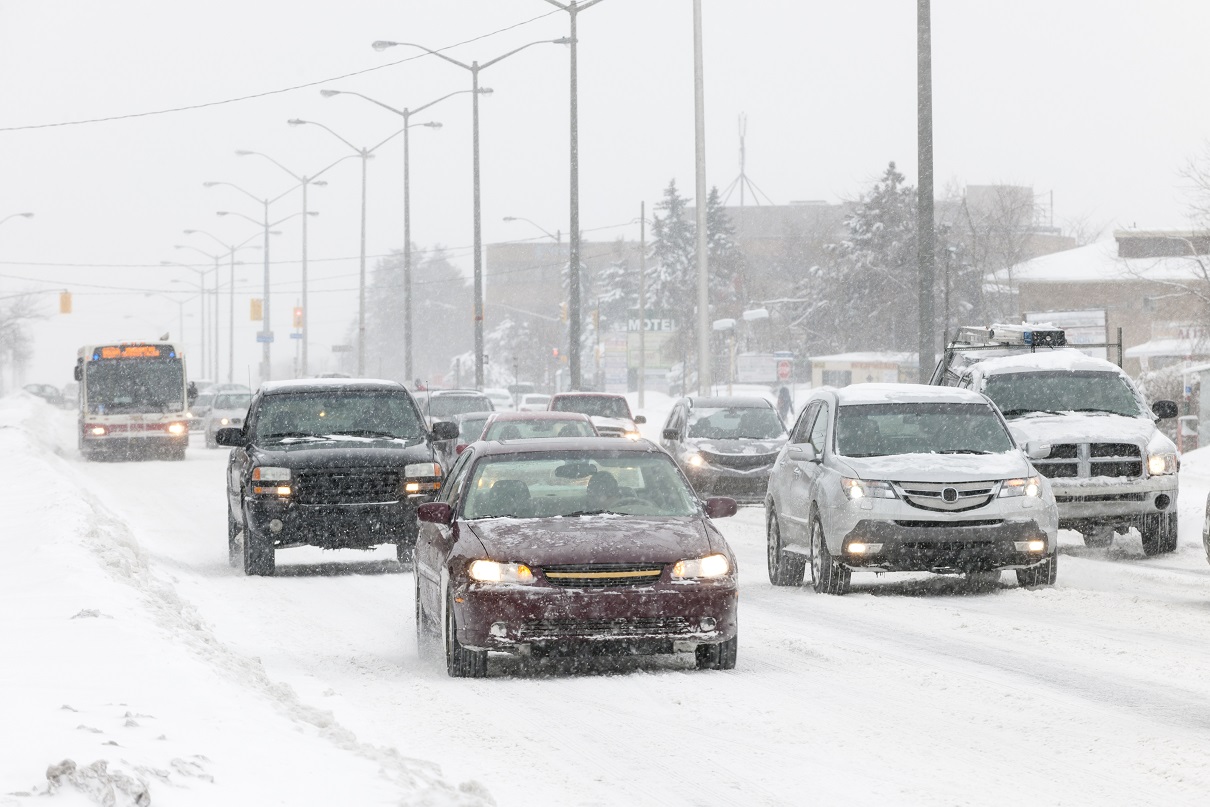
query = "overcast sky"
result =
(3, 0, 1209, 384)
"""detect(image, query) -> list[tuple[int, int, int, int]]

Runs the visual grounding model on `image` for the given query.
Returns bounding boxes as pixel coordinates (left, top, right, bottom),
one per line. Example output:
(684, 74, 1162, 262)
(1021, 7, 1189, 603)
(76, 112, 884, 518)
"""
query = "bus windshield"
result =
(85, 358, 186, 414)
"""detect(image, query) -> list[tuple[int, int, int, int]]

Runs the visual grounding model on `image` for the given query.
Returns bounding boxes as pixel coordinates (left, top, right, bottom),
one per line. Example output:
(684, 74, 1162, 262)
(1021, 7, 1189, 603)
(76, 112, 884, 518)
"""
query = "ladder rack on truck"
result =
(931, 324, 1124, 386)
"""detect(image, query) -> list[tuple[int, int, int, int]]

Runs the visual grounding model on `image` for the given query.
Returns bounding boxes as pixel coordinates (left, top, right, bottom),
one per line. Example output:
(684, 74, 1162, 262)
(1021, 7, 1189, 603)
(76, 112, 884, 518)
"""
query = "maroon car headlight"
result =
(671, 554, 731, 580)
(468, 560, 535, 585)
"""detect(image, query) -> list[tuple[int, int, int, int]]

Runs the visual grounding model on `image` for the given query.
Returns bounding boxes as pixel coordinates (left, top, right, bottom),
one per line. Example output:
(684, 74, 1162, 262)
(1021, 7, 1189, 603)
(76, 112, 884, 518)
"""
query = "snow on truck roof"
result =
(260, 378, 406, 394)
(966, 348, 1124, 376)
(834, 383, 988, 406)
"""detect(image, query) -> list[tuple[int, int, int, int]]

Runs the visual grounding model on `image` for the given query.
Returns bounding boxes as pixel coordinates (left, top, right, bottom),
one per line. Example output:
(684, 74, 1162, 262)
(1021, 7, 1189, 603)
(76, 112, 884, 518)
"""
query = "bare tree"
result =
(0, 293, 45, 394)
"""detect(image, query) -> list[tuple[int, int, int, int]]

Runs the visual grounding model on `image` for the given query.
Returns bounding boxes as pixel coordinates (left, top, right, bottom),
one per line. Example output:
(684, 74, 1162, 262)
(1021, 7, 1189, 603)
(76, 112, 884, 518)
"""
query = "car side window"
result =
(791, 402, 820, 444)
(808, 403, 829, 454)
(440, 449, 475, 506)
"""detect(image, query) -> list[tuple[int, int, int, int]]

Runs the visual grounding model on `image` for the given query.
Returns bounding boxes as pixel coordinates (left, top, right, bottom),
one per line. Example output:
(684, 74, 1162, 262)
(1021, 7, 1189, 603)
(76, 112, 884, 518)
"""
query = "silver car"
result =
(764, 383, 1058, 594)
(204, 391, 252, 448)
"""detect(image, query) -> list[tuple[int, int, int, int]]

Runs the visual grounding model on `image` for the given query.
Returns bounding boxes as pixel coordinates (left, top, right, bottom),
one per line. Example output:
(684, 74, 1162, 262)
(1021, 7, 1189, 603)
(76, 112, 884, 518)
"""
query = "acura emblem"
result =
(942, 487, 959, 503)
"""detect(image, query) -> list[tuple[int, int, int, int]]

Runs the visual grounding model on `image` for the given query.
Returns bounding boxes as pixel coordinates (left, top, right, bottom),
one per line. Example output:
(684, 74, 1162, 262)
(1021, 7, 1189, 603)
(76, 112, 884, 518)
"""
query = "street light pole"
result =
(161, 260, 212, 377)
(235, 150, 349, 377)
(371, 37, 568, 389)
(545, 0, 605, 391)
(183, 229, 261, 385)
(692, 0, 711, 395)
(321, 89, 469, 383)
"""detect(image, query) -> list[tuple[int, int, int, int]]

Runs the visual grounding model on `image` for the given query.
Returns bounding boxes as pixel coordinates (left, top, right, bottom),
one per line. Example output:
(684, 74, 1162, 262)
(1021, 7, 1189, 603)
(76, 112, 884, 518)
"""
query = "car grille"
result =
(1033, 443, 1142, 479)
(893, 520, 1004, 528)
(293, 469, 401, 505)
(541, 563, 664, 588)
(894, 481, 997, 512)
(699, 450, 778, 470)
(519, 617, 691, 639)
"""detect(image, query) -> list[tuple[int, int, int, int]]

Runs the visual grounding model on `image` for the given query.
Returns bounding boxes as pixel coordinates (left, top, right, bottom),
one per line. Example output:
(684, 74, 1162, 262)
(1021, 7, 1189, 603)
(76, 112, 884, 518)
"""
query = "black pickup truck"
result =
(216, 378, 458, 576)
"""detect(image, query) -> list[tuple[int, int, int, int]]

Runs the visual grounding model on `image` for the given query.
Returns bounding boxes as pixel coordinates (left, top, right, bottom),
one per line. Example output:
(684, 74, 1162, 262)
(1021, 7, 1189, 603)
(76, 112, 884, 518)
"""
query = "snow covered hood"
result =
(837, 451, 1032, 483)
(690, 436, 785, 456)
(468, 515, 713, 566)
(1006, 413, 1172, 450)
(589, 415, 636, 433)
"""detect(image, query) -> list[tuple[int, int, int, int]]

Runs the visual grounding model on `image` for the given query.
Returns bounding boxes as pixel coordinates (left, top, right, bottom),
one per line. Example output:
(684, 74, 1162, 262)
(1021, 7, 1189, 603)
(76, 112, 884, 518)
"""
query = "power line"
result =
(0, 8, 563, 133)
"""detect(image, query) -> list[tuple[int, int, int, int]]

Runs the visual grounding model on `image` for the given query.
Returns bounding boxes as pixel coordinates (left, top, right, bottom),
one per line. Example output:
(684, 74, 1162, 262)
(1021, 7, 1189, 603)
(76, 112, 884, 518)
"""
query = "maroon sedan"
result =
(413, 437, 739, 677)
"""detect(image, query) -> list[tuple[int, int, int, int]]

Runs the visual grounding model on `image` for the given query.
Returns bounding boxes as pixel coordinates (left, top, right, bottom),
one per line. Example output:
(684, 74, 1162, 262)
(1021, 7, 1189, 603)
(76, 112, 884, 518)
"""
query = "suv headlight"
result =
(999, 476, 1041, 498)
(687, 452, 705, 467)
(1147, 453, 1178, 476)
(842, 478, 897, 500)
(403, 462, 443, 494)
(251, 466, 291, 496)
(468, 560, 535, 584)
(671, 553, 731, 580)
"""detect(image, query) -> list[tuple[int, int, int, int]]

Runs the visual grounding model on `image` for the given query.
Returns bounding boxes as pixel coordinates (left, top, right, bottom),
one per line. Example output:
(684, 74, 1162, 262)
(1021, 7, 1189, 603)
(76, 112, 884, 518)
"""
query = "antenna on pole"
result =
(721, 113, 775, 207)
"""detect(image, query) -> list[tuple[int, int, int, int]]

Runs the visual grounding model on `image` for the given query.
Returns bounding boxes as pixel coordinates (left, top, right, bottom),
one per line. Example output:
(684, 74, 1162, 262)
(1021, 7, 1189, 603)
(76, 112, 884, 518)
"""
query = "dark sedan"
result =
(660, 396, 788, 503)
(216, 379, 458, 575)
(413, 437, 739, 677)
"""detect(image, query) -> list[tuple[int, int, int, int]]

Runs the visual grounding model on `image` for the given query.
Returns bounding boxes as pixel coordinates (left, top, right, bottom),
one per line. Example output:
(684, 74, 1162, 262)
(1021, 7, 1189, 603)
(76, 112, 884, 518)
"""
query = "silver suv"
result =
(765, 384, 1059, 594)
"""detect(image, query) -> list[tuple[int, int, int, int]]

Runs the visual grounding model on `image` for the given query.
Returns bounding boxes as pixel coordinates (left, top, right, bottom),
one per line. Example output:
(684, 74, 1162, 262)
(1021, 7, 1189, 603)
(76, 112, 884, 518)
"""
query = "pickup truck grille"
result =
(1034, 443, 1142, 479)
(294, 469, 401, 504)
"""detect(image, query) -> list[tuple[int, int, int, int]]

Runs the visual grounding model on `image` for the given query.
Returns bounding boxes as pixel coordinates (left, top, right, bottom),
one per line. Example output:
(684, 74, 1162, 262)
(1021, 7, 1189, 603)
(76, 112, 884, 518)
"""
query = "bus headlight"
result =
(167, 422, 187, 435)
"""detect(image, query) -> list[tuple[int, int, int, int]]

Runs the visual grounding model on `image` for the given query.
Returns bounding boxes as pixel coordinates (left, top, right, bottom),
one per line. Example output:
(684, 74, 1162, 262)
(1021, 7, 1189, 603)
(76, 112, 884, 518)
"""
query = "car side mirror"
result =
(1025, 441, 1051, 460)
(417, 502, 453, 525)
(455, 443, 468, 455)
(662, 428, 680, 441)
(704, 496, 738, 519)
(1151, 400, 1179, 420)
(214, 427, 246, 448)
(788, 444, 819, 463)
(73, 365, 83, 382)
(431, 421, 459, 441)
(633, 415, 646, 424)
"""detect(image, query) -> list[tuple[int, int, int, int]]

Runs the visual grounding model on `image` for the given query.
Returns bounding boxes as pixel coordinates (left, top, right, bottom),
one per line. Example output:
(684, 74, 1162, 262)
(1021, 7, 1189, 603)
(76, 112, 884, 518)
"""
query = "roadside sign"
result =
(256, 332, 274, 344)
(776, 358, 793, 381)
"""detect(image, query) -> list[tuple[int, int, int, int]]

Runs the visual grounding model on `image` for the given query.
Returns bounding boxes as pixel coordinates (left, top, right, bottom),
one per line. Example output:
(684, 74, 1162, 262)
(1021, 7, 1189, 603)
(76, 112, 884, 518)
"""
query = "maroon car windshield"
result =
(463, 452, 697, 519)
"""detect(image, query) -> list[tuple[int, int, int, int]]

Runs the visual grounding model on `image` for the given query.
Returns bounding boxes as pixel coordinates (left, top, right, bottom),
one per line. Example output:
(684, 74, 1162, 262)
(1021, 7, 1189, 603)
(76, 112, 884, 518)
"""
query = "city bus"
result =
(73, 342, 196, 461)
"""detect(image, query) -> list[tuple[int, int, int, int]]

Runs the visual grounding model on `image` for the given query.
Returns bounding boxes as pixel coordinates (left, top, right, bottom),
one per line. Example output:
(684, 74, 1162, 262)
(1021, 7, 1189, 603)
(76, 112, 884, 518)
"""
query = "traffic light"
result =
(59, 291, 72, 314)
(292, 306, 303, 328)
(552, 347, 559, 358)
(250, 298, 263, 321)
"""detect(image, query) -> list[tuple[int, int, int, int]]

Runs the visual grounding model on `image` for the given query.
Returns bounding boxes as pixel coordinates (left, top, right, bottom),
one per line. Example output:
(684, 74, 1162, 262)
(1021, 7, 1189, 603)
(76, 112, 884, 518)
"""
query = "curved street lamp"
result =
(182, 229, 262, 383)
(288, 117, 434, 376)
(319, 87, 477, 383)
(204, 180, 305, 382)
(503, 216, 561, 243)
(371, 36, 569, 389)
(0, 212, 34, 228)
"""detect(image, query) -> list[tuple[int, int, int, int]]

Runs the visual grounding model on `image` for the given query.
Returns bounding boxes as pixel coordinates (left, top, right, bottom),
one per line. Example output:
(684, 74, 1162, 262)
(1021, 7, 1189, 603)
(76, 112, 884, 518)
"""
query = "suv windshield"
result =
(688, 406, 785, 440)
(254, 391, 424, 441)
(836, 402, 1014, 457)
(984, 370, 1143, 418)
(551, 395, 631, 419)
(463, 451, 697, 519)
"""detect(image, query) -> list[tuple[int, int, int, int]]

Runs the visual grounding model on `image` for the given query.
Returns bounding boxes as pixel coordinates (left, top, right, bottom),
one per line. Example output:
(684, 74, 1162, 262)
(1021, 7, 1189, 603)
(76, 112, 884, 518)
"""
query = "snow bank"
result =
(0, 395, 488, 806)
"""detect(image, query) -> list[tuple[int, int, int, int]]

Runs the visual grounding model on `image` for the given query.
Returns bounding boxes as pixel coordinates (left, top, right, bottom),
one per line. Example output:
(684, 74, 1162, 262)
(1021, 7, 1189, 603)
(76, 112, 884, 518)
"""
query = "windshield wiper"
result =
(563, 510, 610, 517)
(262, 432, 325, 441)
(1066, 408, 1128, 416)
(328, 430, 403, 439)
(999, 408, 1065, 419)
(937, 449, 993, 455)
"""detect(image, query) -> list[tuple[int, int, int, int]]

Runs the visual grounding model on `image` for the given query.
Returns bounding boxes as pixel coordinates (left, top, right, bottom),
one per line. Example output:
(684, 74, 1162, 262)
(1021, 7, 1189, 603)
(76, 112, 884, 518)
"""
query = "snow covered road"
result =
(6, 396, 1210, 805)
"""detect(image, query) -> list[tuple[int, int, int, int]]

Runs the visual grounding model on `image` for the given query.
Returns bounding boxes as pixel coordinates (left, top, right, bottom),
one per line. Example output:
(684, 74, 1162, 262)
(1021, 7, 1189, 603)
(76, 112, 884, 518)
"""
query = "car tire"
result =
(1016, 552, 1058, 588)
(227, 504, 241, 568)
(1140, 513, 1177, 556)
(809, 513, 850, 595)
(444, 592, 487, 678)
(415, 565, 438, 658)
(695, 634, 738, 671)
(1081, 526, 1114, 549)
(767, 509, 805, 586)
(242, 517, 275, 577)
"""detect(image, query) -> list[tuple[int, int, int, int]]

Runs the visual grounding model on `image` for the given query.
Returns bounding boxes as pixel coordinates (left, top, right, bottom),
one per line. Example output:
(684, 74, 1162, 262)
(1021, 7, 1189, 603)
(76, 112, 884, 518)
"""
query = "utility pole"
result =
(638, 201, 646, 409)
(917, 0, 936, 383)
(693, 0, 711, 394)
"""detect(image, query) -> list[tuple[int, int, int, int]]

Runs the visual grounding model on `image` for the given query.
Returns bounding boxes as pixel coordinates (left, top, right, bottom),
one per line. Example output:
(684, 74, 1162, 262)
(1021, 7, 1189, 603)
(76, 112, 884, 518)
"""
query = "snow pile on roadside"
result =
(0, 395, 490, 806)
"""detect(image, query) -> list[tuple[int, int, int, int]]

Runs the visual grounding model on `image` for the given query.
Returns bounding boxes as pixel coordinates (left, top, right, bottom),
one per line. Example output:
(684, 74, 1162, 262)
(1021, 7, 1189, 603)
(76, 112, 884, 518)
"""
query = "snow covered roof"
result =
(1010, 239, 1210, 285)
(835, 383, 986, 405)
(971, 348, 1124, 375)
(1124, 338, 1210, 359)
